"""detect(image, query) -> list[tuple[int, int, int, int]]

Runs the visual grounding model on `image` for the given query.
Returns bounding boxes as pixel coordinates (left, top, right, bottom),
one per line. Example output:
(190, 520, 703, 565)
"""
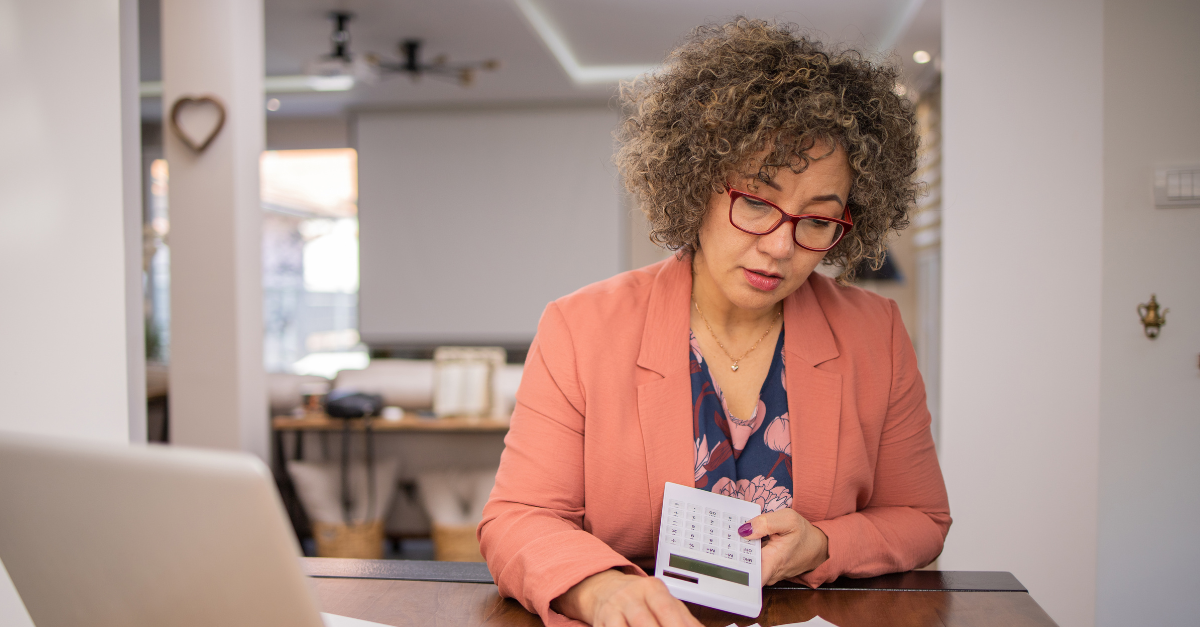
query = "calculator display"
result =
(668, 554, 750, 586)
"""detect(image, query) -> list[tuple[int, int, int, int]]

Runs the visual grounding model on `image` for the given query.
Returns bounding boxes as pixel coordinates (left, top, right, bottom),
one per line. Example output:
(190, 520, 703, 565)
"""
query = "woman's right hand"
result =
(551, 569, 704, 627)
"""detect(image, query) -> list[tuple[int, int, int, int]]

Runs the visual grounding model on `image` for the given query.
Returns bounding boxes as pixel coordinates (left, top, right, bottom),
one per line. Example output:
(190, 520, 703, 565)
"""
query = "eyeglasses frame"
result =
(726, 187, 854, 252)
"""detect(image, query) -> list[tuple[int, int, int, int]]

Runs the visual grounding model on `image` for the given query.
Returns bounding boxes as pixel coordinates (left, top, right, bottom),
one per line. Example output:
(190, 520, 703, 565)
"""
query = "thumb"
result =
(738, 509, 800, 539)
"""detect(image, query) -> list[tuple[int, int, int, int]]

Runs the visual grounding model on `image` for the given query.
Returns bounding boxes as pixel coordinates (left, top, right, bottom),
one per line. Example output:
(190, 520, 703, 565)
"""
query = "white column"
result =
(940, 1, 1103, 626)
(120, 0, 146, 442)
(162, 0, 267, 457)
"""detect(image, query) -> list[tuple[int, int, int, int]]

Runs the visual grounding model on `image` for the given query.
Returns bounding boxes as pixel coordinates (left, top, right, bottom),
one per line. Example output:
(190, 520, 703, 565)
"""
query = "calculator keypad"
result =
(666, 501, 755, 567)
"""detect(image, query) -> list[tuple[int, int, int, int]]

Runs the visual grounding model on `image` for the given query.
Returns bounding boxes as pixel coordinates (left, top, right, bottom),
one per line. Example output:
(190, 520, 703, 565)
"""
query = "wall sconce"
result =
(1137, 294, 1168, 339)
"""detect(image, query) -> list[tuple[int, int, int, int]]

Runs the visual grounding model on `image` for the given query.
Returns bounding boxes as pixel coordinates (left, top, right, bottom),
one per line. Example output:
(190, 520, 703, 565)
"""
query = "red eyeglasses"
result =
(726, 187, 853, 252)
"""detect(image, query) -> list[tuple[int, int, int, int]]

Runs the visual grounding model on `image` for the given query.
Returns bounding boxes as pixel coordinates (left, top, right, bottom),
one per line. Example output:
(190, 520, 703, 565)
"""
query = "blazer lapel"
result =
(637, 257, 695, 528)
(784, 278, 842, 522)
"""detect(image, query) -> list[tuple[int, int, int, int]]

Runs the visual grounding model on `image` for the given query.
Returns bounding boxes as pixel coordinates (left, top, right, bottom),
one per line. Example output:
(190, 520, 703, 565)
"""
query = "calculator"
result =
(654, 482, 762, 617)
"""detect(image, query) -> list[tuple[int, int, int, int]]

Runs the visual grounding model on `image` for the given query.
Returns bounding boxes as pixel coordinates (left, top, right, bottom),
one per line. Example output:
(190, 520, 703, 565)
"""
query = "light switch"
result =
(1154, 165, 1200, 207)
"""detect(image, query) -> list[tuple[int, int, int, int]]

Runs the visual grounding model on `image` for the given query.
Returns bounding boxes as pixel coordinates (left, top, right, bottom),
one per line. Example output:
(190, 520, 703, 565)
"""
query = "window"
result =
(142, 148, 365, 378)
(261, 148, 364, 377)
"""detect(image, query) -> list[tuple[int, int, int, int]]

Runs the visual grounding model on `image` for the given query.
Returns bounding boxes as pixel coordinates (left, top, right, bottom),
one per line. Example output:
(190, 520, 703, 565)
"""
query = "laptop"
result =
(0, 431, 378, 627)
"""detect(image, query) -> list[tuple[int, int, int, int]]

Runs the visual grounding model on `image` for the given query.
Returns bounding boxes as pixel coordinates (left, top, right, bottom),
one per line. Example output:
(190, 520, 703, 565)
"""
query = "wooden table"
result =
(303, 559, 1059, 627)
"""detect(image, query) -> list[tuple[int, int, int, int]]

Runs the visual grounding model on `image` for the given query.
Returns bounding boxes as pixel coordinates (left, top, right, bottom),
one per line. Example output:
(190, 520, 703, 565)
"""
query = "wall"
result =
(940, 2, 1103, 626)
(355, 105, 623, 347)
(266, 116, 350, 151)
(1096, 1, 1200, 624)
(0, 0, 142, 623)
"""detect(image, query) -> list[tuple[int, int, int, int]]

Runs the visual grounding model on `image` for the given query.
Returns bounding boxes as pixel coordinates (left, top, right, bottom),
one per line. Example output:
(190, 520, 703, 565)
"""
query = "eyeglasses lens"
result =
(730, 195, 845, 250)
(794, 217, 844, 250)
(730, 194, 781, 233)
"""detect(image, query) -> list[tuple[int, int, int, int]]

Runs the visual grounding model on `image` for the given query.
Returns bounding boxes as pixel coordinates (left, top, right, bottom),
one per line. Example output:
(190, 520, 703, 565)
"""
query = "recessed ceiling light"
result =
(266, 98, 281, 111)
(913, 50, 932, 64)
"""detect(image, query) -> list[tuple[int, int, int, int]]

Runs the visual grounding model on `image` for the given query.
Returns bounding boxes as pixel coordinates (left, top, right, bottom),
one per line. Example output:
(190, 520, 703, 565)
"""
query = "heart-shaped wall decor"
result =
(169, 95, 226, 153)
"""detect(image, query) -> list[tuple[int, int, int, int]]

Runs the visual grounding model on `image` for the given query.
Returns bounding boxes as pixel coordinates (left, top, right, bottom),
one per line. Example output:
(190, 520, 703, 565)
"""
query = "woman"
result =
(479, 19, 950, 627)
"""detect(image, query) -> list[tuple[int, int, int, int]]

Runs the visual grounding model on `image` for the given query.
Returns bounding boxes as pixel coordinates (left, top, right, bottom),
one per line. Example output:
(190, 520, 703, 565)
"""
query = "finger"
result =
(759, 543, 780, 585)
(761, 536, 797, 585)
(622, 597, 662, 627)
(646, 583, 701, 627)
(598, 611, 631, 627)
(592, 597, 625, 627)
(741, 509, 804, 539)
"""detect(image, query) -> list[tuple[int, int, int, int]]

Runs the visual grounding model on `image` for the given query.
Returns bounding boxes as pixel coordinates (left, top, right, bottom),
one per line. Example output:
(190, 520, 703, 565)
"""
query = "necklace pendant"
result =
(730, 363, 739, 372)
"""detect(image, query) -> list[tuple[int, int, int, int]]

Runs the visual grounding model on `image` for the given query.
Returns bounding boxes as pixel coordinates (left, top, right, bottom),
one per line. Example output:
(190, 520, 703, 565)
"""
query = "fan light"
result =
(305, 12, 499, 88)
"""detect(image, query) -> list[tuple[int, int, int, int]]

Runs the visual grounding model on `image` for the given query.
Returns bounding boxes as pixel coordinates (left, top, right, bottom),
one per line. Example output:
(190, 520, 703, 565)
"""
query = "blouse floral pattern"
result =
(690, 329, 793, 513)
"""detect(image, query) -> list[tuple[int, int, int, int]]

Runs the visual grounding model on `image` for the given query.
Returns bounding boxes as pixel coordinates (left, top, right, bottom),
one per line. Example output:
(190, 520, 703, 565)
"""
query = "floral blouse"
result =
(690, 329, 793, 513)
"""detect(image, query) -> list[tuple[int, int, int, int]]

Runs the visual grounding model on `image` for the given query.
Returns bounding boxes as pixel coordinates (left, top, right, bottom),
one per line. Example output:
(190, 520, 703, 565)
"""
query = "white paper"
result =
(772, 616, 840, 627)
(321, 612, 397, 627)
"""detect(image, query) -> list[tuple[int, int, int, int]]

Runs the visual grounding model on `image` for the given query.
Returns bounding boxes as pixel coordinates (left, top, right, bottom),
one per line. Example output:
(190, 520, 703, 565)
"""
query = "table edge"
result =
(300, 558, 1026, 592)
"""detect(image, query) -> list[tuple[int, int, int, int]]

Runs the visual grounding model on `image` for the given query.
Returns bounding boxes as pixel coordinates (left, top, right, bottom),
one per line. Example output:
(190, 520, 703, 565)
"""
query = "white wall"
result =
(0, 0, 142, 623)
(940, 2, 1103, 627)
(1096, 1, 1200, 624)
(266, 116, 349, 151)
(356, 105, 622, 346)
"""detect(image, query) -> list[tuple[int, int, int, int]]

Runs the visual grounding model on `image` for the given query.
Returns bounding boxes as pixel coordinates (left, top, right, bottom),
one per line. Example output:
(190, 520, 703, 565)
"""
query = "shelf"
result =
(272, 414, 510, 433)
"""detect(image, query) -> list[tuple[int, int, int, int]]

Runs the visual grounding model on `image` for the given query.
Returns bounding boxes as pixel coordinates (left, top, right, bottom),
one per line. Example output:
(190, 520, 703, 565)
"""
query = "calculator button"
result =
(668, 537, 680, 546)
(687, 531, 698, 541)
(687, 522, 699, 532)
(723, 513, 736, 524)
(705, 508, 719, 518)
(741, 545, 754, 555)
(703, 526, 717, 537)
(687, 541, 699, 551)
(741, 555, 754, 565)
(669, 509, 682, 519)
(705, 516, 718, 527)
(669, 500, 683, 509)
(669, 518, 681, 528)
(688, 505, 700, 515)
(704, 546, 717, 556)
(704, 536, 716, 546)
(689, 512, 701, 522)
(723, 550, 736, 560)
(723, 530, 735, 541)
(668, 527, 680, 537)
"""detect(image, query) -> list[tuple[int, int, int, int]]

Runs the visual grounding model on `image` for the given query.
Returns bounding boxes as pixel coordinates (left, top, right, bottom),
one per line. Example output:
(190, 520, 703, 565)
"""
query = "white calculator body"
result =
(654, 482, 762, 617)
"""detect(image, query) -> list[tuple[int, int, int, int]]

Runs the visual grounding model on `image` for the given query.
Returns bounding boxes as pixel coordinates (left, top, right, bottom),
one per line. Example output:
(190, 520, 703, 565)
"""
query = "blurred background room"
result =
(1, 1, 1197, 626)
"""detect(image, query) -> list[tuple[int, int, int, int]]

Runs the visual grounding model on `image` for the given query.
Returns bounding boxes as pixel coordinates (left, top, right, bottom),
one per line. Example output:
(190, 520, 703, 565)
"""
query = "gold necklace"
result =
(693, 299, 781, 372)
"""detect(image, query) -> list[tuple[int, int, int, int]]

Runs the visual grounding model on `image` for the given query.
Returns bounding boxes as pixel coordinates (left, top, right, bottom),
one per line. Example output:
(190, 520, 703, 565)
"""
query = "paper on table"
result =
(773, 617, 841, 627)
(725, 617, 840, 627)
(322, 612, 397, 627)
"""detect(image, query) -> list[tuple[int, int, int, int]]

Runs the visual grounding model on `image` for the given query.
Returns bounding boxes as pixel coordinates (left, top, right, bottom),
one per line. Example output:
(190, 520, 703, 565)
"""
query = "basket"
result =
(431, 522, 484, 562)
(312, 520, 385, 559)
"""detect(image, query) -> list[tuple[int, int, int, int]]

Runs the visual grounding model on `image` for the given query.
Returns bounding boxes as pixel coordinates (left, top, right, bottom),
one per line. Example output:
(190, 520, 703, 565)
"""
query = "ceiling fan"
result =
(306, 11, 500, 87)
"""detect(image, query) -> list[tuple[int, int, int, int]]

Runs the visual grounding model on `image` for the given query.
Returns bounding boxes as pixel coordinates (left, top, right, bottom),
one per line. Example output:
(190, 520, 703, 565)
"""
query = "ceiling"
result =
(139, 0, 940, 119)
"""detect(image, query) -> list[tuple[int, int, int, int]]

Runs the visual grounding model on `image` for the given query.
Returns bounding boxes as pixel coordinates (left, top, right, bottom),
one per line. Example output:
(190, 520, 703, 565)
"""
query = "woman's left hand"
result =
(739, 508, 829, 585)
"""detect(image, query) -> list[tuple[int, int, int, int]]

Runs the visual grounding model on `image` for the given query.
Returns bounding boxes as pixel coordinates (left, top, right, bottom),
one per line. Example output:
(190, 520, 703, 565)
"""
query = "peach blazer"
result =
(479, 256, 950, 627)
